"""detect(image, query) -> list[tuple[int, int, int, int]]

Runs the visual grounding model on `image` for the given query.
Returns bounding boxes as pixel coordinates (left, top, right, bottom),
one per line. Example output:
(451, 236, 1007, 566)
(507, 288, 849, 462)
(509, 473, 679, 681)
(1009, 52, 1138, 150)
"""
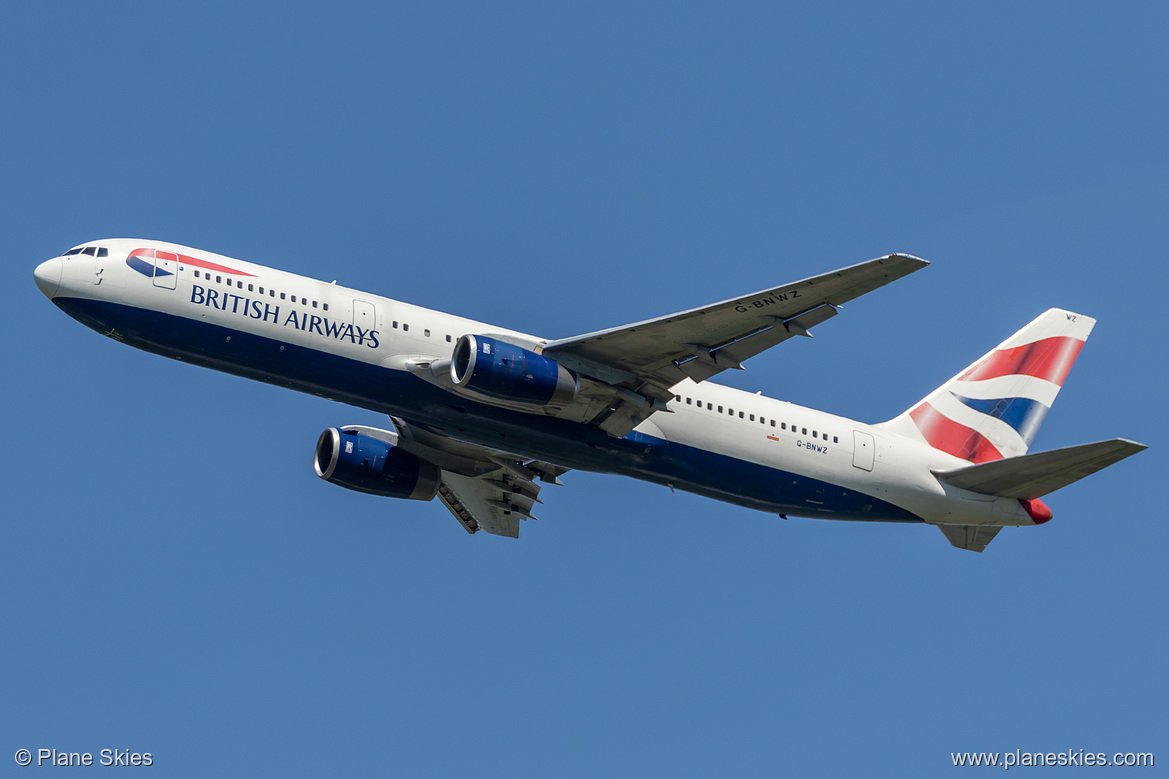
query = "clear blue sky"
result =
(3, 2, 1164, 775)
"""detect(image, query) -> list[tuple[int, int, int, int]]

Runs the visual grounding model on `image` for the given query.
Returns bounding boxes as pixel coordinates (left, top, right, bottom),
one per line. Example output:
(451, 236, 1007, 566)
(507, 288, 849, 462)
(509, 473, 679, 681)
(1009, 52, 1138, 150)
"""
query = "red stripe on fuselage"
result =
(909, 403, 1003, 463)
(959, 336, 1084, 386)
(129, 247, 256, 277)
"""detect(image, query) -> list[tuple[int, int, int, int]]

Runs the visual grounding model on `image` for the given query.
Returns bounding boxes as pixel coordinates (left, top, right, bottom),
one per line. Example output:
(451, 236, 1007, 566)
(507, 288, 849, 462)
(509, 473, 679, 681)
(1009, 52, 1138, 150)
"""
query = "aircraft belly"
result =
(51, 296, 923, 523)
(628, 438, 921, 522)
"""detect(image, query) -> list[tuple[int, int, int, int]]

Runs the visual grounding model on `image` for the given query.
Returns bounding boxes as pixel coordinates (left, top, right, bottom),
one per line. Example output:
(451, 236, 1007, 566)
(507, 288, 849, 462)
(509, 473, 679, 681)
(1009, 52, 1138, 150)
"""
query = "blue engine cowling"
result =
(450, 335, 578, 407)
(314, 427, 440, 501)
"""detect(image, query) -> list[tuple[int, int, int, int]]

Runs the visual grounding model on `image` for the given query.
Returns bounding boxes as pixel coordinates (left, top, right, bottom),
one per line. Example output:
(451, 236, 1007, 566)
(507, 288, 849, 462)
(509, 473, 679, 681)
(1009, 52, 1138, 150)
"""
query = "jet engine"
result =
(314, 427, 439, 501)
(450, 334, 578, 408)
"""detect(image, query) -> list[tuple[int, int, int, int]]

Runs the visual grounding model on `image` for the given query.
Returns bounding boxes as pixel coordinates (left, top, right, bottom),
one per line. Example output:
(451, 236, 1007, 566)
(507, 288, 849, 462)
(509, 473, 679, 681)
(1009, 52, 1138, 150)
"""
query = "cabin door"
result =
(852, 431, 875, 471)
(353, 299, 376, 331)
(152, 250, 178, 290)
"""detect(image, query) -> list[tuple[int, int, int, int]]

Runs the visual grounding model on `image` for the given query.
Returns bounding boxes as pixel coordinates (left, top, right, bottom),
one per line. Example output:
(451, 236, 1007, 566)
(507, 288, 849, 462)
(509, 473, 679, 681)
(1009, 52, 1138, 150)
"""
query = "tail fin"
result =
(880, 309, 1095, 462)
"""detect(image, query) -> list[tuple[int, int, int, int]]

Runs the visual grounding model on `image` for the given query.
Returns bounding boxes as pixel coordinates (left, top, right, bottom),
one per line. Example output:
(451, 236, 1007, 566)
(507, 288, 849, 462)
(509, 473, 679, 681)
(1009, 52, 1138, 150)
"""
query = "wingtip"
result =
(888, 252, 930, 268)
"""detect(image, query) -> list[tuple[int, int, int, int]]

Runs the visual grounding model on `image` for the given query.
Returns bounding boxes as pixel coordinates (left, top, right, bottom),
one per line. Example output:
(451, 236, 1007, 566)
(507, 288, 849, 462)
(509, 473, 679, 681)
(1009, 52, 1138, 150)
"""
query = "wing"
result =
(438, 470, 535, 538)
(542, 253, 928, 436)
(389, 417, 568, 538)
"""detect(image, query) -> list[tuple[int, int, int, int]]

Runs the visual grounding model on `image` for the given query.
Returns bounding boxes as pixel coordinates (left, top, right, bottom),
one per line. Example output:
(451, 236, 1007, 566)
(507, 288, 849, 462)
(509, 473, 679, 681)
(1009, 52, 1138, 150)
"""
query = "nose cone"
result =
(34, 258, 62, 299)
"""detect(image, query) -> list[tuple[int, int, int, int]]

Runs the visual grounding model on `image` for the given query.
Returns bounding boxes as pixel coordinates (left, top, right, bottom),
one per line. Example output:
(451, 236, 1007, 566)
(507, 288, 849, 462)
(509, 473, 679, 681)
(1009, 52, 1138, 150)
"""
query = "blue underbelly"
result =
(54, 296, 922, 523)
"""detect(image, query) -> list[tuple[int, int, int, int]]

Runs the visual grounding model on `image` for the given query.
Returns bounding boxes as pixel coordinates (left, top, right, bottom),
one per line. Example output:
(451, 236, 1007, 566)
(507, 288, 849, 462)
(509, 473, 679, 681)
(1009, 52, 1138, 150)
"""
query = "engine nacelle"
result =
(314, 427, 439, 501)
(450, 334, 578, 407)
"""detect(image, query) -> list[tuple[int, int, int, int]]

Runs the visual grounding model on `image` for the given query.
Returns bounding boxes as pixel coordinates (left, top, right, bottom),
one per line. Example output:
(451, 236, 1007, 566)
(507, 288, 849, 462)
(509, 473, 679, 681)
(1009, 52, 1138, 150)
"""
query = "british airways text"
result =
(189, 284, 380, 348)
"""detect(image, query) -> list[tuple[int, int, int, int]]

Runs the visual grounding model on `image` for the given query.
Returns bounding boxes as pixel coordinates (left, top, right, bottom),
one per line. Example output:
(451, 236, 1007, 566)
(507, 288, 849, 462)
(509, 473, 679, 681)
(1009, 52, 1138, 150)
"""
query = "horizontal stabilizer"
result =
(934, 438, 1147, 499)
(937, 524, 1002, 552)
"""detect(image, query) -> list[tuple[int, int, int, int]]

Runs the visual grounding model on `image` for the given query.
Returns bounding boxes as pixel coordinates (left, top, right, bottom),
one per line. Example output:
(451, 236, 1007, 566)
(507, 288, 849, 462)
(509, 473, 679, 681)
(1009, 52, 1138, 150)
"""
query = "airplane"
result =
(33, 239, 1145, 551)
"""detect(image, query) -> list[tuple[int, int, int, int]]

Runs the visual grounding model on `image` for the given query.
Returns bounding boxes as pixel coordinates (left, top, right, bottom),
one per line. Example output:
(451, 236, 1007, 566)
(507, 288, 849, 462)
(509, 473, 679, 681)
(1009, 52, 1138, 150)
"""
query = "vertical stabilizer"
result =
(880, 309, 1094, 462)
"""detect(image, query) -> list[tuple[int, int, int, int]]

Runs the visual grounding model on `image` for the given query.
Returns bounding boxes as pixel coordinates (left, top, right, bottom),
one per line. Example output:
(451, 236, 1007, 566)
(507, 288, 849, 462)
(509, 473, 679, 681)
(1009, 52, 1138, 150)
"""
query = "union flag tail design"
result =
(880, 309, 1095, 462)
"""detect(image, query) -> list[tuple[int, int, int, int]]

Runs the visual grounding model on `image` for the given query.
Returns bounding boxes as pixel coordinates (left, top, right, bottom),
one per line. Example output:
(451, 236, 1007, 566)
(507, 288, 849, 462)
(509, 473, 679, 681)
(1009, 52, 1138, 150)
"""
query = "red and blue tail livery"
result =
(888, 309, 1093, 463)
(34, 240, 1145, 552)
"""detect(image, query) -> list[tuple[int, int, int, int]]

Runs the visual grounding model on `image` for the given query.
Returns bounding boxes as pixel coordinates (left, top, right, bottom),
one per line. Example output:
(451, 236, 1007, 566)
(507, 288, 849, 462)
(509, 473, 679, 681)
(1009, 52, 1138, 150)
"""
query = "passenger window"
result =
(194, 270, 201, 278)
(270, 290, 276, 297)
(280, 292, 286, 300)
(312, 300, 318, 308)
(446, 334, 451, 342)
(403, 323, 409, 332)
(802, 428, 807, 435)
(248, 284, 254, 292)
(82, 247, 96, 256)
(781, 423, 787, 430)
(728, 408, 733, 415)
(813, 431, 818, 439)
(393, 321, 398, 328)
(833, 436, 839, 443)
(707, 403, 712, 410)
(301, 297, 307, 305)
(686, 398, 692, 405)
(739, 411, 744, 419)
(750, 414, 755, 421)
(323, 303, 328, 311)
(216, 276, 222, 283)
(770, 420, 776, 427)
(424, 329, 430, 337)
(675, 395, 681, 402)
(718, 406, 723, 413)
(97, 248, 108, 258)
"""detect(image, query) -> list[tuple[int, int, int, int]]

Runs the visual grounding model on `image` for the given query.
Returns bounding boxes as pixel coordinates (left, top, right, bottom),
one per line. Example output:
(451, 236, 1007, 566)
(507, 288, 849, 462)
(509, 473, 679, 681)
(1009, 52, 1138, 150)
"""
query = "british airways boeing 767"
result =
(33, 240, 1144, 551)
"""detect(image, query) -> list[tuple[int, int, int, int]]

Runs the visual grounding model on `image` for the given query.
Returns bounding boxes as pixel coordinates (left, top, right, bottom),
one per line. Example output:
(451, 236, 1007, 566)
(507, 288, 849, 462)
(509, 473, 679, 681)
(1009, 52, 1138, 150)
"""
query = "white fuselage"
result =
(34, 239, 1039, 529)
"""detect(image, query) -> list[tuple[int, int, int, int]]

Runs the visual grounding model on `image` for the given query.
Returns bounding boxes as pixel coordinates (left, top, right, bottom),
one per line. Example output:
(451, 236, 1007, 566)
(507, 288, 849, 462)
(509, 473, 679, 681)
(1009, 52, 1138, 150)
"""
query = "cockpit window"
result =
(62, 246, 108, 257)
